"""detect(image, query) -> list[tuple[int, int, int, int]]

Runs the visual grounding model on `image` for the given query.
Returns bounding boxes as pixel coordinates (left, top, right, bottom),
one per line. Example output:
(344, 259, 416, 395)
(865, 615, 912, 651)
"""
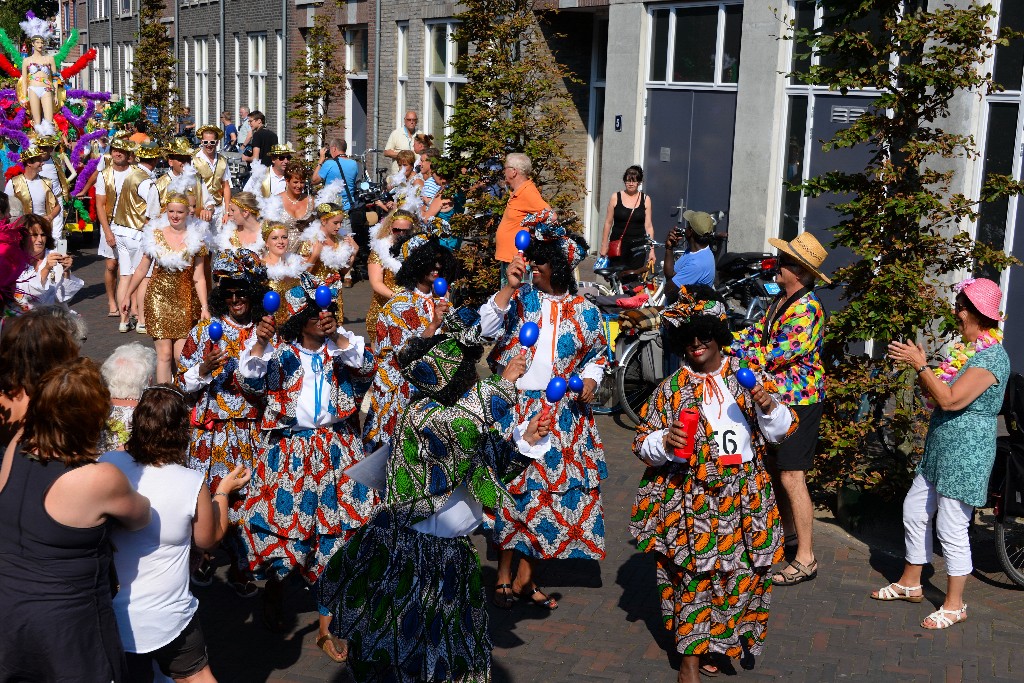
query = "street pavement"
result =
(63, 241, 1024, 683)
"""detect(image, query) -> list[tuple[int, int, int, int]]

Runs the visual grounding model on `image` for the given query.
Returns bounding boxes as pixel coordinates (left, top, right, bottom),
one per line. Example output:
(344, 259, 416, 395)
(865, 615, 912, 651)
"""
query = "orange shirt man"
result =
(494, 153, 552, 263)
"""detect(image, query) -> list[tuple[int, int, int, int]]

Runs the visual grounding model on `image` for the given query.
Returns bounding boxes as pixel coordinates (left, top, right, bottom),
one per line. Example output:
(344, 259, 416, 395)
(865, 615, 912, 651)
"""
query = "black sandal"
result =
(492, 583, 514, 610)
(516, 585, 558, 610)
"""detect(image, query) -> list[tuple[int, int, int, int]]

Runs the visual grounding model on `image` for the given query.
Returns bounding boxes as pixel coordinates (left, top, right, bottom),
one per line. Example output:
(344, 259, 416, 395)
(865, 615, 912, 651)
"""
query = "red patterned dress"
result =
(629, 356, 796, 658)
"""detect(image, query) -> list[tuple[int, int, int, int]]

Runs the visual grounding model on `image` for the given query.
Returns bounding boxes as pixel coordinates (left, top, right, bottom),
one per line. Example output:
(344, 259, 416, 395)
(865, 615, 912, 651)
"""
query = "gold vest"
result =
(156, 171, 204, 209)
(192, 152, 228, 204)
(261, 172, 274, 199)
(10, 174, 57, 216)
(52, 154, 70, 197)
(112, 167, 155, 230)
(100, 164, 122, 222)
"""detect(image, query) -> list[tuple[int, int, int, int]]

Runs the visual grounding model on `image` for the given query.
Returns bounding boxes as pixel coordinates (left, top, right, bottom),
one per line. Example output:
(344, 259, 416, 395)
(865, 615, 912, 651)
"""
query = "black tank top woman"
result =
(610, 191, 648, 269)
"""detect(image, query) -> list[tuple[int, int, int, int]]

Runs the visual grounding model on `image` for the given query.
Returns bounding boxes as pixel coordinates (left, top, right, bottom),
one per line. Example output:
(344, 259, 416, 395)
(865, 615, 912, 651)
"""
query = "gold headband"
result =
(162, 191, 191, 210)
(261, 220, 289, 240)
(230, 196, 260, 217)
(316, 203, 346, 220)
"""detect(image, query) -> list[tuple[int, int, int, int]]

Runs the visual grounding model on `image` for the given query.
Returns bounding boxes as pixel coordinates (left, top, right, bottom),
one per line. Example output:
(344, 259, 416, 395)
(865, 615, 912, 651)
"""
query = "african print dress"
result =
(141, 217, 209, 340)
(177, 317, 264, 566)
(361, 289, 435, 453)
(629, 356, 796, 659)
(320, 375, 543, 683)
(483, 284, 609, 560)
(365, 238, 401, 349)
(236, 333, 377, 597)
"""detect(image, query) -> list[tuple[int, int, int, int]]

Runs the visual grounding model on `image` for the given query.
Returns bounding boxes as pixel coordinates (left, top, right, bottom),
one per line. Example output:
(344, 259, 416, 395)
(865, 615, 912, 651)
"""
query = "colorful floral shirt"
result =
(730, 292, 825, 405)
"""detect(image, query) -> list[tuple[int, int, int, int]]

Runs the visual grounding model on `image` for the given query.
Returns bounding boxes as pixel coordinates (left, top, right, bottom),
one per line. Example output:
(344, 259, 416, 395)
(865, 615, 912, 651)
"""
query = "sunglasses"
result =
(276, 156, 292, 161)
(201, 141, 218, 146)
(686, 337, 715, 350)
(222, 290, 249, 300)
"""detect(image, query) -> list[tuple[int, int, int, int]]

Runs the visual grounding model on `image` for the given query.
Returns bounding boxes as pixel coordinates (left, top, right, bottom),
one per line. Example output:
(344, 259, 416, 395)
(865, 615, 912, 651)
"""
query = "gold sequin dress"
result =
(298, 231, 356, 321)
(365, 237, 402, 348)
(141, 218, 209, 340)
(264, 252, 310, 325)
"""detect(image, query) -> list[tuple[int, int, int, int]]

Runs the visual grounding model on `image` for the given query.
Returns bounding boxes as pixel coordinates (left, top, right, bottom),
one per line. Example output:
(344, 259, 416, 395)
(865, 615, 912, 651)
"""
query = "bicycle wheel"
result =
(995, 515, 1024, 587)
(616, 339, 659, 425)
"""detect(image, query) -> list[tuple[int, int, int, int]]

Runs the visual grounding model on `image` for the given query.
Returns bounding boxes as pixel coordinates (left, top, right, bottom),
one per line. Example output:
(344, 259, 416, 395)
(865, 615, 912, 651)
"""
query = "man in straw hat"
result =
(192, 125, 233, 219)
(731, 230, 831, 587)
(4, 146, 60, 224)
(94, 137, 138, 317)
(157, 138, 215, 222)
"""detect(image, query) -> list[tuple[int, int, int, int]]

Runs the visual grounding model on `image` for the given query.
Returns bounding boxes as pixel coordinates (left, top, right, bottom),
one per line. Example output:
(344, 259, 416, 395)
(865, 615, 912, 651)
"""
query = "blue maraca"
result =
(736, 367, 757, 390)
(432, 277, 449, 298)
(515, 230, 531, 253)
(568, 375, 584, 393)
(315, 285, 333, 309)
(519, 321, 540, 349)
(545, 377, 568, 403)
(263, 290, 281, 315)
(208, 320, 223, 342)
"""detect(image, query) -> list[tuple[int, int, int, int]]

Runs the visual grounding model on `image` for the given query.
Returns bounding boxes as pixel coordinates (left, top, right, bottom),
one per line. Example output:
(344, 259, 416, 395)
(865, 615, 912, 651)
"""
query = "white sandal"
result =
(922, 604, 967, 630)
(871, 582, 923, 602)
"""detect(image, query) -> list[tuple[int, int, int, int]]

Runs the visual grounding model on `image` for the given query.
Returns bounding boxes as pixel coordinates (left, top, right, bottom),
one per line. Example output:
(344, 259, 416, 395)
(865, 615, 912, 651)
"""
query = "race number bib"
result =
(704, 376, 754, 465)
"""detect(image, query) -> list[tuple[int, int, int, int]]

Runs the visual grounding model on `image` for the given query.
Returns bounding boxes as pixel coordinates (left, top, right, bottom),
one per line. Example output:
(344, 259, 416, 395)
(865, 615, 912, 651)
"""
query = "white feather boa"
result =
(214, 220, 265, 254)
(265, 253, 311, 282)
(316, 179, 346, 206)
(300, 222, 355, 269)
(141, 215, 209, 270)
(370, 236, 402, 274)
(243, 162, 269, 195)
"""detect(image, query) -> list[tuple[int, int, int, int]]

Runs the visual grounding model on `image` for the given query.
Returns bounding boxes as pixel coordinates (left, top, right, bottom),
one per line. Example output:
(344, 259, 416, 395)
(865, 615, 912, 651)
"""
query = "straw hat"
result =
(768, 232, 832, 284)
(956, 277, 1005, 322)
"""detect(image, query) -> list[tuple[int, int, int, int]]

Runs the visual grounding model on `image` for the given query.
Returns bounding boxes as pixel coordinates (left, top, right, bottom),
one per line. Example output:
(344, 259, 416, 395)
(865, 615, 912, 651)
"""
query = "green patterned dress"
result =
(320, 374, 535, 683)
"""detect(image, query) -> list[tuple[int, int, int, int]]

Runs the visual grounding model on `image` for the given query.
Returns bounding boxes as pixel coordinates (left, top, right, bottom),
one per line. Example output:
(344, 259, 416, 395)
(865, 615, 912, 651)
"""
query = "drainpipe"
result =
(281, 0, 287, 138)
(372, 0, 381, 176)
(220, 0, 225, 120)
(174, 0, 179, 112)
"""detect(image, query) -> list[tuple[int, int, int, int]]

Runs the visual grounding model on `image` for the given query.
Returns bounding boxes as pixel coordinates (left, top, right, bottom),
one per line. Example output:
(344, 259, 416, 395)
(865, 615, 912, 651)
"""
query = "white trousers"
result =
(903, 472, 974, 576)
(112, 224, 144, 276)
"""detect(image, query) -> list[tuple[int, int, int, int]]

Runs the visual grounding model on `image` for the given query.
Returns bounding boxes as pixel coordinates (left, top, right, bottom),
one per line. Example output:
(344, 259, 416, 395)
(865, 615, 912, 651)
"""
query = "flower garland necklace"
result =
(934, 327, 1003, 385)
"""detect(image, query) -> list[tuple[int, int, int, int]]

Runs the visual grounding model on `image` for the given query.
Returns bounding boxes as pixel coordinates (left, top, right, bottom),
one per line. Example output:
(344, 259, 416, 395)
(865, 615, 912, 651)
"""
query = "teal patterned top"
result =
(919, 344, 1011, 507)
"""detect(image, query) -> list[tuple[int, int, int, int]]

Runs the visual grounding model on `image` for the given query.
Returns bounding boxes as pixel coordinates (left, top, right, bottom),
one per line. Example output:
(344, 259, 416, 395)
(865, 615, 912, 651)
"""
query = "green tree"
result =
(0, 1, 59, 44)
(131, 0, 176, 138)
(782, 1, 1021, 502)
(439, 0, 586, 302)
(288, 4, 347, 159)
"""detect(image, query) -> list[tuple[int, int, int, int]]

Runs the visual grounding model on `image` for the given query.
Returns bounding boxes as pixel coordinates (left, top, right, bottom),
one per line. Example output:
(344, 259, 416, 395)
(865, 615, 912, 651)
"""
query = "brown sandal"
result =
(772, 558, 817, 586)
(316, 633, 348, 663)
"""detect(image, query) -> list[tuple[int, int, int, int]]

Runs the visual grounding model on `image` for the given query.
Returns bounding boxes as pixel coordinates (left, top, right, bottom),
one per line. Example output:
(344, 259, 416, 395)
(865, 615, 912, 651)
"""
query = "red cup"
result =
(673, 408, 700, 460)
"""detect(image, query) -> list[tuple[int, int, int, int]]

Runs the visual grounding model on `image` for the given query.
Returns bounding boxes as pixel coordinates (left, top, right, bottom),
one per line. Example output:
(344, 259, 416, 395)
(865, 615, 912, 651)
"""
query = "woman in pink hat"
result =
(875, 277, 1010, 630)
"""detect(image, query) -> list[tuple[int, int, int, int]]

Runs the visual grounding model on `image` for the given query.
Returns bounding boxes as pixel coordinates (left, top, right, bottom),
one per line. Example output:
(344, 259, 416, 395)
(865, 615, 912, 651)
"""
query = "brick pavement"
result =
(62, 243, 1024, 683)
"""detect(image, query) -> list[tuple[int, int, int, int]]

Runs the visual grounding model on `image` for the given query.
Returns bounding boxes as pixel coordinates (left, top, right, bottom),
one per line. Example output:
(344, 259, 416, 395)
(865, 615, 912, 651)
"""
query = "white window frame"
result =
(94, 0, 108, 21)
(234, 35, 241, 123)
(102, 44, 112, 95)
(182, 38, 190, 109)
(123, 43, 134, 101)
(117, 0, 131, 17)
(644, 1, 744, 91)
(215, 36, 222, 128)
(194, 38, 209, 126)
(346, 28, 370, 153)
(396, 22, 409, 129)
(423, 20, 467, 148)
(248, 33, 267, 115)
(276, 30, 284, 138)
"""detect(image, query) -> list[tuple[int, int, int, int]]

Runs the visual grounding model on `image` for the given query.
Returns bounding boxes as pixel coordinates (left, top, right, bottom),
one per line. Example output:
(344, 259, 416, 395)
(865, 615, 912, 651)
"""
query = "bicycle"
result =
(594, 236, 667, 307)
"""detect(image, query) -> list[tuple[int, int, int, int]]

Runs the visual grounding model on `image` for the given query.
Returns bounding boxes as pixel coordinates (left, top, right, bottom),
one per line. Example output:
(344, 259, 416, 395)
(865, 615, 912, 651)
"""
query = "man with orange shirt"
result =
(494, 153, 553, 283)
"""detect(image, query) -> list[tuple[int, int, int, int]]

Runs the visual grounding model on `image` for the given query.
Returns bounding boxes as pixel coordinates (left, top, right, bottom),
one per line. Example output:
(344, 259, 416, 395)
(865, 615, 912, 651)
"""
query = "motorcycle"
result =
(714, 251, 780, 331)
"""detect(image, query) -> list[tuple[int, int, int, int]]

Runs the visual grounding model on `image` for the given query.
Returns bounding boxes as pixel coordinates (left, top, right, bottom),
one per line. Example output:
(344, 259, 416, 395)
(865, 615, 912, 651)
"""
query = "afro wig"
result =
(208, 276, 269, 323)
(524, 231, 589, 295)
(662, 285, 732, 353)
(393, 236, 460, 291)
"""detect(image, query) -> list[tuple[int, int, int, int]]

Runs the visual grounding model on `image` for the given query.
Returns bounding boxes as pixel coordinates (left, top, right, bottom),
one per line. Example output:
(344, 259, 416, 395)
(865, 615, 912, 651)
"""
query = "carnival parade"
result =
(1, 4, 1022, 683)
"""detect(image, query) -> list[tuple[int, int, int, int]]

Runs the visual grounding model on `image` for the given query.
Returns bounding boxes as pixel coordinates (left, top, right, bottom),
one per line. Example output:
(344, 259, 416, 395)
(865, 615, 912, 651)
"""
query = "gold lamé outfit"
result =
(365, 250, 399, 349)
(267, 273, 300, 326)
(299, 240, 346, 321)
(144, 233, 208, 340)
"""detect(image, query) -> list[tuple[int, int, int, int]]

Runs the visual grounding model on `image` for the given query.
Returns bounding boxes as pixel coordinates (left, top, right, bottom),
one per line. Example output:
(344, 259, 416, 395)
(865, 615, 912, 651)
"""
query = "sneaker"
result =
(136, 323, 147, 335)
(118, 321, 132, 333)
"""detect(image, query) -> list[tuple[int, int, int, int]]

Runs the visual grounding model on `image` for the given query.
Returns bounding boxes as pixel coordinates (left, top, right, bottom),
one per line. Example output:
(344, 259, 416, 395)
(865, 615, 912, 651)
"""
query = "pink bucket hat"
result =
(955, 277, 1005, 321)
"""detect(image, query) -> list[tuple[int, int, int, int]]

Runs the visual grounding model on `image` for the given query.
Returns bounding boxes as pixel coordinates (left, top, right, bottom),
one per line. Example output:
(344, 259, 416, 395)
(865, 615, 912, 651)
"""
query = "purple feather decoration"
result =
(26, 11, 37, 19)
(71, 128, 109, 167)
(72, 157, 100, 196)
(61, 100, 95, 131)
(65, 90, 111, 101)
(1, 108, 27, 129)
(2, 128, 31, 152)
(0, 88, 14, 99)
(6, 151, 18, 164)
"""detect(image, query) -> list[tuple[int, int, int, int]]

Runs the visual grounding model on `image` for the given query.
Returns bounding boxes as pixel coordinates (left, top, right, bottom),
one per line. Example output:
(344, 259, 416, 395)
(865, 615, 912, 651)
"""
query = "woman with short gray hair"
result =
(99, 342, 157, 452)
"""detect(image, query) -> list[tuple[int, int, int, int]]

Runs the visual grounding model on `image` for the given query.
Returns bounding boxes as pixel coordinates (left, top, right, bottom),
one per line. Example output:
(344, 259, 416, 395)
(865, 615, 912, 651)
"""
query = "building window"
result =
(214, 36, 221, 129)
(102, 44, 111, 94)
(423, 21, 467, 147)
(396, 22, 409, 128)
(123, 43, 134, 101)
(118, 0, 131, 17)
(194, 38, 209, 126)
(349, 27, 369, 75)
(276, 30, 284, 137)
(248, 32, 267, 114)
(646, 2, 743, 86)
(234, 35, 241, 121)
(94, 0, 108, 21)
(182, 39, 190, 109)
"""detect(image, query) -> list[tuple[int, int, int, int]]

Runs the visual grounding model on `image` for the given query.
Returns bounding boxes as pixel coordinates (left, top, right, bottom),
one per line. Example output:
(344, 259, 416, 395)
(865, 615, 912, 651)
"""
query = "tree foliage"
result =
(131, 0, 176, 139)
(0, 1, 59, 44)
(782, 1, 1022, 500)
(288, 3, 347, 159)
(439, 0, 586, 303)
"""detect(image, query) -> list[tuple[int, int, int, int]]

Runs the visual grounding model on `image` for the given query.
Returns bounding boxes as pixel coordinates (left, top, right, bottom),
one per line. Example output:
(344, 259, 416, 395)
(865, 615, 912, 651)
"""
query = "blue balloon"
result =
(263, 291, 281, 314)
(545, 377, 567, 403)
(568, 375, 584, 393)
(515, 230, 531, 252)
(519, 321, 540, 348)
(208, 321, 223, 342)
(315, 285, 333, 309)
(432, 277, 449, 297)
(736, 367, 757, 390)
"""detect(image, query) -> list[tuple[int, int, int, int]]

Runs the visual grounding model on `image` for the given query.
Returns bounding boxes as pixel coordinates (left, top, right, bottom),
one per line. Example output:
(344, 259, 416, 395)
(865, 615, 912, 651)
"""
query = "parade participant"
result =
(98, 342, 156, 452)
(630, 286, 795, 682)
(245, 143, 294, 199)
(320, 308, 553, 679)
(299, 200, 357, 320)
(4, 147, 60, 226)
(215, 191, 265, 254)
(36, 135, 76, 240)
(14, 213, 83, 310)
(276, 160, 315, 245)
(177, 249, 269, 596)
(731, 232, 829, 586)
(875, 278, 1010, 630)
(262, 221, 310, 325)
(236, 273, 375, 636)
(365, 209, 414, 348)
(193, 124, 234, 219)
(16, 14, 62, 134)
(361, 232, 459, 453)
(482, 214, 608, 610)
(111, 141, 163, 334)
(100, 385, 250, 682)
(95, 137, 137, 317)
(157, 138, 215, 222)
(119, 184, 210, 383)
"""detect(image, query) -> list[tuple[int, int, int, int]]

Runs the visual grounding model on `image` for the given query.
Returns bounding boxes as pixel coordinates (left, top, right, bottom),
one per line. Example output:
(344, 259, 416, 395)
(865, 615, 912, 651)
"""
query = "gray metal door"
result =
(642, 89, 737, 241)
(1005, 201, 1024, 370)
(350, 80, 367, 156)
